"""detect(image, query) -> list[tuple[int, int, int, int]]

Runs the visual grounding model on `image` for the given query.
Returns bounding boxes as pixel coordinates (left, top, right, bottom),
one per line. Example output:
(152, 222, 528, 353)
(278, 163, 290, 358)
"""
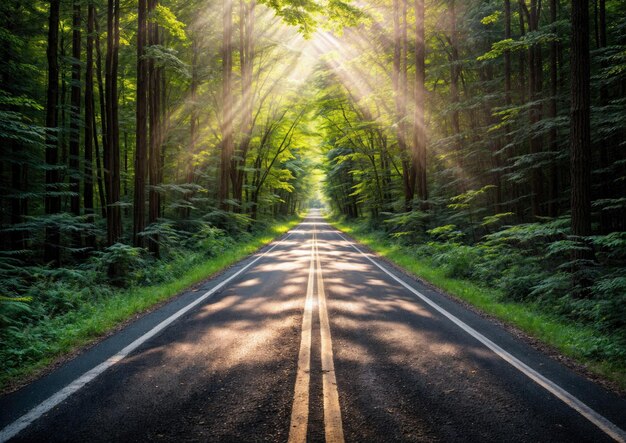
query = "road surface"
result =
(1, 210, 625, 442)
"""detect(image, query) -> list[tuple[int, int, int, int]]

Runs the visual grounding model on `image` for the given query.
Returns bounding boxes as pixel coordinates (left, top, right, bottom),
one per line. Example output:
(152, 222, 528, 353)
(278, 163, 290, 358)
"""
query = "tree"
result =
(134, 0, 148, 247)
(69, 0, 82, 250)
(231, 0, 256, 210)
(412, 0, 427, 203)
(84, 0, 96, 249)
(148, 0, 162, 256)
(219, 0, 234, 210)
(570, 0, 591, 239)
(44, 0, 61, 266)
(105, 0, 122, 246)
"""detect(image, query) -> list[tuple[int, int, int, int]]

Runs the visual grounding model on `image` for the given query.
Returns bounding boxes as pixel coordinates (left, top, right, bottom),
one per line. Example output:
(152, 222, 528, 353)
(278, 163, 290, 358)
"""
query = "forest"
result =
(1, 0, 625, 390)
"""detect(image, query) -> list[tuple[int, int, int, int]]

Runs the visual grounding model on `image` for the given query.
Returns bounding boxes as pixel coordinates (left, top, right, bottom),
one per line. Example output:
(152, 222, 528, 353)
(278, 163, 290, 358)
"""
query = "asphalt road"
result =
(1, 210, 625, 442)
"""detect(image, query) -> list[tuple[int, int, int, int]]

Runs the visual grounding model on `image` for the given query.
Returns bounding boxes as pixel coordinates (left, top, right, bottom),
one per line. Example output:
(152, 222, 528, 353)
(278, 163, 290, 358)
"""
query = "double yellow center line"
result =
(289, 223, 344, 443)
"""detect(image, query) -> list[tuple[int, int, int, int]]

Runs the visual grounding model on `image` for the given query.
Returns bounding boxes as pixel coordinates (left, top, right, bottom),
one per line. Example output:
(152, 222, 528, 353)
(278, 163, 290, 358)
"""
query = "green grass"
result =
(0, 217, 301, 392)
(331, 218, 626, 391)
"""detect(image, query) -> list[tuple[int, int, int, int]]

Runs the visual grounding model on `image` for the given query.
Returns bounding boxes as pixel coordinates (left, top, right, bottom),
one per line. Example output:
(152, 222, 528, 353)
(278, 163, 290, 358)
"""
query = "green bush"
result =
(427, 242, 481, 279)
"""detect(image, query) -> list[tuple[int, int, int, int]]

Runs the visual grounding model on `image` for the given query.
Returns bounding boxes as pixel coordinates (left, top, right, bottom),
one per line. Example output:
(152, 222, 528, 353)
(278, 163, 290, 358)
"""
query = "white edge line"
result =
(0, 231, 296, 443)
(334, 230, 626, 443)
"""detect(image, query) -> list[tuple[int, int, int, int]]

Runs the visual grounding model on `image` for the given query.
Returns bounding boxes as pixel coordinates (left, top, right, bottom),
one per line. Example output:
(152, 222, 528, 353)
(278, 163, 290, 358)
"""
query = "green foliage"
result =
(427, 224, 464, 242)
(425, 242, 482, 279)
(92, 243, 148, 286)
(384, 211, 430, 241)
(144, 45, 189, 77)
(153, 5, 188, 42)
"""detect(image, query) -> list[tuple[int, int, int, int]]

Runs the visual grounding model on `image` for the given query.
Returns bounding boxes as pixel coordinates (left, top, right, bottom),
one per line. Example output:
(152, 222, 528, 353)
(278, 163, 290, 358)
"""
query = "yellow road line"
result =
(314, 226, 345, 443)
(288, 233, 316, 443)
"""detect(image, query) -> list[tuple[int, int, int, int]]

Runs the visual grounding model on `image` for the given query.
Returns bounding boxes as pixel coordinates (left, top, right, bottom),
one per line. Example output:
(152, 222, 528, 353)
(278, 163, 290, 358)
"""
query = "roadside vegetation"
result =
(0, 216, 300, 391)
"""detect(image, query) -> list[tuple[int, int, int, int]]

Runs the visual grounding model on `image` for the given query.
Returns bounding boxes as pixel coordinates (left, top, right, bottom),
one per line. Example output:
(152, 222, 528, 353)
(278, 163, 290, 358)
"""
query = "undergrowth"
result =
(0, 216, 300, 391)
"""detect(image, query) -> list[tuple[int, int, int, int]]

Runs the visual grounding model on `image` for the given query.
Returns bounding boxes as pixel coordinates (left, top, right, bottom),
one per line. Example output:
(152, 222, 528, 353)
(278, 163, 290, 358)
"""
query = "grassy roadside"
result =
(0, 217, 301, 392)
(331, 218, 626, 392)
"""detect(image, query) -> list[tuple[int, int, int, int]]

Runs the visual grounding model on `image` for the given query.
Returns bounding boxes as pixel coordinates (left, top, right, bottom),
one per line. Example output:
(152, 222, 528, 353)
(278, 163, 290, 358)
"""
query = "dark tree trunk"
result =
(570, 0, 592, 238)
(393, 0, 412, 209)
(183, 36, 200, 219)
(548, 0, 559, 217)
(412, 0, 427, 203)
(219, 0, 234, 210)
(501, 0, 512, 214)
(380, 141, 392, 211)
(513, 0, 527, 220)
(232, 0, 256, 210)
(597, 0, 612, 233)
(59, 36, 68, 192)
(134, 0, 148, 247)
(94, 12, 108, 218)
(504, 0, 511, 106)
(148, 0, 161, 256)
(44, 0, 61, 266)
(160, 67, 167, 219)
(70, 0, 82, 250)
(92, 90, 107, 219)
(449, 0, 462, 193)
(593, 0, 599, 49)
(84, 1, 96, 249)
(518, 0, 526, 104)
(105, 0, 122, 247)
(528, 0, 544, 217)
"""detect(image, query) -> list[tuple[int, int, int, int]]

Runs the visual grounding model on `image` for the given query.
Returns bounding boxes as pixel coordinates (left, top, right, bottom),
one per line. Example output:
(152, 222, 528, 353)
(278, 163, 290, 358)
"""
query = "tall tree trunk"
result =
(548, 0, 559, 217)
(94, 12, 108, 218)
(92, 90, 107, 218)
(504, 0, 512, 106)
(570, 0, 592, 239)
(400, 0, 412, 209)
(44, 0, 61, 266)
(84, 1, 96, 249)
(393, 0, 412, 209)
(219, 0, 234, 210)
(59, 35, 68, 192)
(232, 0, 256, 210)
(528, 0, 544, 217)
(513, 0, 527, 220)
(148, 0, 161, 256)
(160, 65, 168, 219)
(597, 0, 612, 233)
(412, 0, 427, 203)
(105, 0, 122, 247)
(183, 35, 199, 219)
(501, 0, 512, 213)
(70, 0, 82, 250)
(593, 0, 599, 49)
(517, 0, 526, 104)
(134, 0, 148, 246)
(449, 0, 462, 193)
